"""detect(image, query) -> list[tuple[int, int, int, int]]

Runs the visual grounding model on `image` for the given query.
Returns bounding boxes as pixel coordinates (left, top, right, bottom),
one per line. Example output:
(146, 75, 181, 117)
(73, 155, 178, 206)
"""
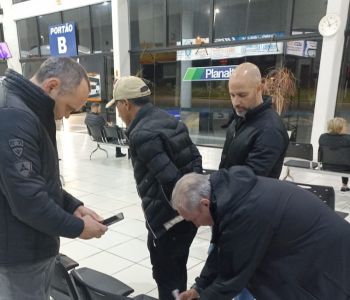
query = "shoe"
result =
(340, 187, 350, 192)
(116, 153, 126, 158)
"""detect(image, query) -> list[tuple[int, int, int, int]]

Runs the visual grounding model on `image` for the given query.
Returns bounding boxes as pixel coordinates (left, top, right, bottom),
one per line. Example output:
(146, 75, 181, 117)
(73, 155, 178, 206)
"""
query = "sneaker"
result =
(116, 153, 126, 158)
(340, 187, 350, 192)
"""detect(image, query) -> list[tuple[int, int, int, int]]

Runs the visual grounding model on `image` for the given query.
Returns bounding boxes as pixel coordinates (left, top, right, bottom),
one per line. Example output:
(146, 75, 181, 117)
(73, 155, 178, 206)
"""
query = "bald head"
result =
(231, 62, 262, 87)
(228, 63, 263, 116)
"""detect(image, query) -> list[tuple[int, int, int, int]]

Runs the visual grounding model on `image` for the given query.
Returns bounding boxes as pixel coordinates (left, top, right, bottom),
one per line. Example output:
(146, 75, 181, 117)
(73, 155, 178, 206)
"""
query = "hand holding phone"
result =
(101, 212, 124, 226)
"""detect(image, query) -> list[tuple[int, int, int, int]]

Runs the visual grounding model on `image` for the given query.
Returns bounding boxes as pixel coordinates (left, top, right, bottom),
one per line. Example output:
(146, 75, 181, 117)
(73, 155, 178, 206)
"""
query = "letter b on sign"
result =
(57, 36, 67, 54)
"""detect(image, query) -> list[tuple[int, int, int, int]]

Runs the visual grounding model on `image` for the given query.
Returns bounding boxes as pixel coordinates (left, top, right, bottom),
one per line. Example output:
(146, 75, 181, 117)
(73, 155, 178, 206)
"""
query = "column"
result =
(310, 0, 350, 158)
(111, 0, 130, 77)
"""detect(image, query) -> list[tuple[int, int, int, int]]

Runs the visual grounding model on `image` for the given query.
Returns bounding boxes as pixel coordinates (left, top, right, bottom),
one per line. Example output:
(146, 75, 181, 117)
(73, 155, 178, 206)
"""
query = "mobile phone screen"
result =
(101, 212, 124, 226)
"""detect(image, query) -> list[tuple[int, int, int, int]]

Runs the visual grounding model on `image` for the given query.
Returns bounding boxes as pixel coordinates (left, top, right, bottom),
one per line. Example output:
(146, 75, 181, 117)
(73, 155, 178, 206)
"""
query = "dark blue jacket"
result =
(195, 167, 350, 299)
(0, 70, 84, 265)
(220, 97, 289, 178)
(126, 103, 202, 239)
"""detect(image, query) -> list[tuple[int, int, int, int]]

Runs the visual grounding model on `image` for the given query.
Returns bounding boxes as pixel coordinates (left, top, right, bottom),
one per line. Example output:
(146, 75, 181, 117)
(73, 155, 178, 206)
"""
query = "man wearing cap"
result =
(109, 76, 202, 300)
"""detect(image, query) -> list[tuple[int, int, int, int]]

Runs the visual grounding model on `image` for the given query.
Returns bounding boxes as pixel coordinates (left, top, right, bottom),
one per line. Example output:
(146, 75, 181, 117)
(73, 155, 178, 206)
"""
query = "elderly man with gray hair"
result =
(0, 57, 107, 300)
(172, 167, 350, 300)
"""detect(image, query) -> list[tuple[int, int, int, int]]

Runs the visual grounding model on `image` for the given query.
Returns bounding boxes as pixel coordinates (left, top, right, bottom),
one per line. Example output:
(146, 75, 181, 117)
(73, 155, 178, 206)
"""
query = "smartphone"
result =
(101, 212, 124, 226)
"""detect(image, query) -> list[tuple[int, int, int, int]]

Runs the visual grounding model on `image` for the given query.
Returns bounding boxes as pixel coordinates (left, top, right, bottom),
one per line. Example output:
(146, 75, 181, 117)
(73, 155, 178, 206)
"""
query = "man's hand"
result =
(179, 289, 199, 300)
(79, 215, 108, 239)
(74, 206, 103, 222)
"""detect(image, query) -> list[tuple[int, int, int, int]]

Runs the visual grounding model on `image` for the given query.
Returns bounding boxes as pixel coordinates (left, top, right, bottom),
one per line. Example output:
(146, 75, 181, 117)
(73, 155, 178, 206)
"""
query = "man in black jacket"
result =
(85, 102, 126, 157)
(0, 57, 107, 300)
(108, 76, 202, 300)
(220, 62, 289, 179)
(172, 167, 350, 300)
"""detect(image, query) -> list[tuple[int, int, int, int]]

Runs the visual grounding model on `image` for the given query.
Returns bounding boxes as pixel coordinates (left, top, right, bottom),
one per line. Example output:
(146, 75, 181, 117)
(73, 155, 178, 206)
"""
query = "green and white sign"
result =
(183, 65, 237, 81)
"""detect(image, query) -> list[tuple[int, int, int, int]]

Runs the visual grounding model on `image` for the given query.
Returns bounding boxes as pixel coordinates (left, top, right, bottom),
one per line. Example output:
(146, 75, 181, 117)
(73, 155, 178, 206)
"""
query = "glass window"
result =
(21, 59, 45, 78)
(129, 0, 165, 49)
(214, 0, 288, 42)
(0, 24, 4, 42)
(214, 0, 248, 42)
(167, 0, 210, 47)
(336, 34, 350, 122)
(91, 2, 113, 53)
(37, 12, 62, 56)
(62, 7, 92, 55)
(247, 0, 288, 36)
(283, 39, 323, 142)
(17, 17, 40, 58)
(0, 62, 7, 76)
(293, 0, 327, 34)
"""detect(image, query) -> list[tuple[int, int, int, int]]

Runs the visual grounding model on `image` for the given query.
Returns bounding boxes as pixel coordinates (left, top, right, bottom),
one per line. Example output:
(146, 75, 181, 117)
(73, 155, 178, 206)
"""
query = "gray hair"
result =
(171, 173, 211, 212)
(33, 57, 90, 95)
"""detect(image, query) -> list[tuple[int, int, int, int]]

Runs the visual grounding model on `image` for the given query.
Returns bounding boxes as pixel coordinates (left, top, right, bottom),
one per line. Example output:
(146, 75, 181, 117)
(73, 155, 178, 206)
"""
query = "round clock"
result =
(318, 14, 341, 37)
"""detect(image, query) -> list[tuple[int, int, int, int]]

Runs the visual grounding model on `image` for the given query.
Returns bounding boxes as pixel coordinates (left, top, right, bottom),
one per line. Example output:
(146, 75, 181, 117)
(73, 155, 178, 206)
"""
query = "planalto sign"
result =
(183, 65, 237, 81)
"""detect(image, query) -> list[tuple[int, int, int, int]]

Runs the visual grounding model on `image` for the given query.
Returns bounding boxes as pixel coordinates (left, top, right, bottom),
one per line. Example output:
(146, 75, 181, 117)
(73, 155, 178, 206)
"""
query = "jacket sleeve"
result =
(189, 143, 203, 174)
(62, 189, 84, 214)
(245, 128, 287, 177)
(133, 130, 182, 199)
(0, 109, 84, 238)
(198, 215, 274, 299)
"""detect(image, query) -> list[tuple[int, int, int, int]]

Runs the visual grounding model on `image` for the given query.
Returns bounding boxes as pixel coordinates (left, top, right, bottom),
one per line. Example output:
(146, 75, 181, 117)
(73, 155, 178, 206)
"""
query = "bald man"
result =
(220, 62, 289, 179)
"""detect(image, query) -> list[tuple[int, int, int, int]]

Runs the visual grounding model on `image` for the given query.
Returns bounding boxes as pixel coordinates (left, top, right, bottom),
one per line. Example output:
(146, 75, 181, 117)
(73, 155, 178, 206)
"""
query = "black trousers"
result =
(147, 221, 197, 300)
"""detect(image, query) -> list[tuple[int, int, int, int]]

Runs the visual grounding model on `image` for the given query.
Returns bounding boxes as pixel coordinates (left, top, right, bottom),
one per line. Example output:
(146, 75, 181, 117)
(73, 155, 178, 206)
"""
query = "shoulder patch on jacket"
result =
(9, 139, 24, 157)
(14, 160, 32, 177)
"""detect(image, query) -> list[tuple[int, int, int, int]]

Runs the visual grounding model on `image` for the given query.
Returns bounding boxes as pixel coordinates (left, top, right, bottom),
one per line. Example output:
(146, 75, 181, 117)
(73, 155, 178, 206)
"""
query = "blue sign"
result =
(49, 22, 77, 57)
(183, 65, 237, 81)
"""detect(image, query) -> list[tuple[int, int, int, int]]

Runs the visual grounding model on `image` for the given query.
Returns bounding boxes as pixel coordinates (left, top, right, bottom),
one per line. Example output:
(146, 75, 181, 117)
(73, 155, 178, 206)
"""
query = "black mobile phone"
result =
(101, 213, 124, 226)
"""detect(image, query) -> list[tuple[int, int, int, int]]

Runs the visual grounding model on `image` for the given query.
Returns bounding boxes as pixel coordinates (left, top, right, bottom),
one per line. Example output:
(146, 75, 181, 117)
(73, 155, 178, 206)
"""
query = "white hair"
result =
(171, 173, 211, 212)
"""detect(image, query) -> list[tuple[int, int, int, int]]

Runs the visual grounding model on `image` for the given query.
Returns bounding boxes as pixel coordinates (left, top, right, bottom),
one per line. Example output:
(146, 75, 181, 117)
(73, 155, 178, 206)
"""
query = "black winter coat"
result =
(195, 166, 350, 299)
(126, 103, 202, 238)
(219, 97, 289, 178)
(0, 70, 84, 265)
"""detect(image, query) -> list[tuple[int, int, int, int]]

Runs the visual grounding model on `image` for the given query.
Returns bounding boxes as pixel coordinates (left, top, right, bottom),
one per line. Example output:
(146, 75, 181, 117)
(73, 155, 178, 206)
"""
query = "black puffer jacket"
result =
(0, 70, 84, 265)
(219, 97, 289, 178)
(126, 103, 202, 239)
(195, 167, 350, 299)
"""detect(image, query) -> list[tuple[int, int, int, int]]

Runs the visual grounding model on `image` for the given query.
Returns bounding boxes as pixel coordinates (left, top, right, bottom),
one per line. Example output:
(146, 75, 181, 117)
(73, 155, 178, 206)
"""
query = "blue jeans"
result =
(235, 288, 254, 300)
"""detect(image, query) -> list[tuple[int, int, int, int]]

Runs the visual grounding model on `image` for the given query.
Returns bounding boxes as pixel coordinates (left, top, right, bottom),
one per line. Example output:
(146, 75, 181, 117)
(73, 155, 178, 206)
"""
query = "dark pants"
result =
(147, 221, 197, 300)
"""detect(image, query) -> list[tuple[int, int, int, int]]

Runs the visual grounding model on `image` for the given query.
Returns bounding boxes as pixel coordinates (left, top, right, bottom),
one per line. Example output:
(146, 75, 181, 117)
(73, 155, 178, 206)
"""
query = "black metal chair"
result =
(86, 125, 108, 160)
(51, 254, 157, 300)
(318, 145, 350, 173)
(292, 182, 348, 218)
(293, 182, 335, 210)
(283, 142, 317, 180)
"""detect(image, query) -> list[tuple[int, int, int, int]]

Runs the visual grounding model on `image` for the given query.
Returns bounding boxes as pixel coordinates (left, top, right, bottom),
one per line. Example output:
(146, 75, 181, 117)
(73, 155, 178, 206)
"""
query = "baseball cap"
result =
(106, 76, 151, 108)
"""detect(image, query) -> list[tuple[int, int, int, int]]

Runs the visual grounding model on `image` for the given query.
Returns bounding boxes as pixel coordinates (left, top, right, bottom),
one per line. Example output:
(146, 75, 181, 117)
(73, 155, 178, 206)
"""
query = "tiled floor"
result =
(57, 130, 350, 298)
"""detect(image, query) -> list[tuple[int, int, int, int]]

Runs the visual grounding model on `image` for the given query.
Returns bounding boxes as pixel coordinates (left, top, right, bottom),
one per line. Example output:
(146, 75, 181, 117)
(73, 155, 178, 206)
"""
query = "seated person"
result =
(85, 102, 126, 158)
(319, 117, 350, 191)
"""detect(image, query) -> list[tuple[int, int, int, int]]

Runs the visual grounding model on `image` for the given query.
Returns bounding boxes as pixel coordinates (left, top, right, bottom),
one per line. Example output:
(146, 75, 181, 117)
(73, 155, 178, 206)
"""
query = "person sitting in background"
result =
(85, 102, 126, 158)
(319, 117, 350, 192)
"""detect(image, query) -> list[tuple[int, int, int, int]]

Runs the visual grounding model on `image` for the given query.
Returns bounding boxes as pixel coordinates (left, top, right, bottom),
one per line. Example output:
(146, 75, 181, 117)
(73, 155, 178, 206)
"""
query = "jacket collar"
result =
(209, 166, 257, 223)
(235, 95, 272, 122)
(4, 69, 57, 146)
(126, 102, 153, 136)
